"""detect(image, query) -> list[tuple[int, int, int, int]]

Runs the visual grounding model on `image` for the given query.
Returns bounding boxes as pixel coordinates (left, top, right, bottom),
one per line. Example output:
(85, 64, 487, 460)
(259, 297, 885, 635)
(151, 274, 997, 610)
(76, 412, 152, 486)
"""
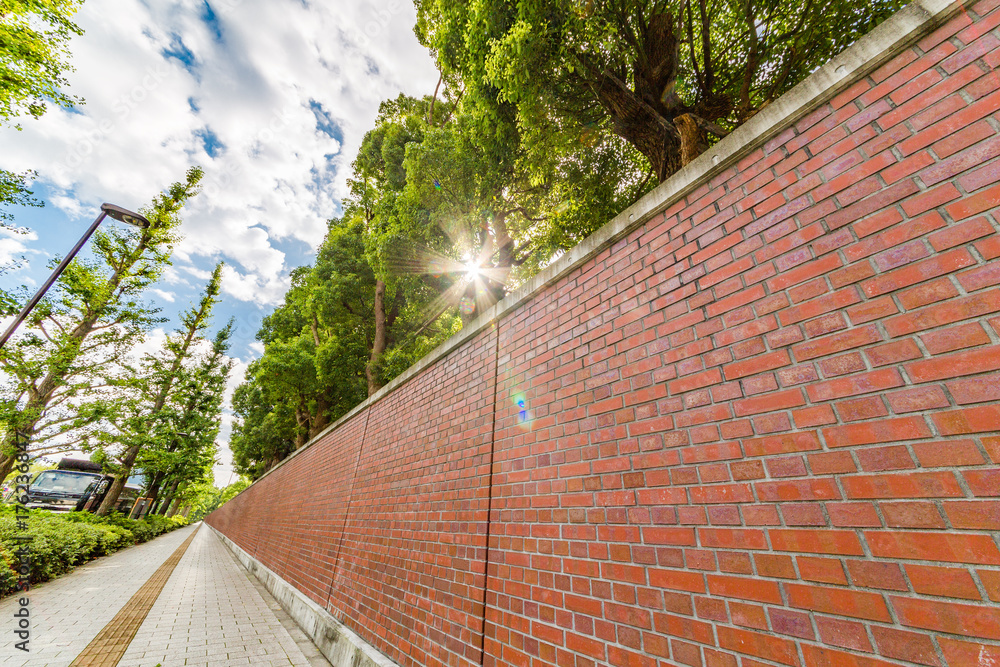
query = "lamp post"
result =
(0, 203, 150, 349)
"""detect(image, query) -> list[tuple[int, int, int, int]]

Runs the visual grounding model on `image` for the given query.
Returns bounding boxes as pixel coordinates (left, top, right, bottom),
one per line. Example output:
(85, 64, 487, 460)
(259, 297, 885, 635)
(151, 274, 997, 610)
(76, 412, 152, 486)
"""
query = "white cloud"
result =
(0, 227, 40, 275)
(0, 0, 439, 307)
(151, 288, 176, 302)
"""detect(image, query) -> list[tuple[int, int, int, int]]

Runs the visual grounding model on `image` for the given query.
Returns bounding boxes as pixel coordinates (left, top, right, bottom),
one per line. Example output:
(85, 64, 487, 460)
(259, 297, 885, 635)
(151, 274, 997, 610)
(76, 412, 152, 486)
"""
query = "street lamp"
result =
(0, 203, 150, 349)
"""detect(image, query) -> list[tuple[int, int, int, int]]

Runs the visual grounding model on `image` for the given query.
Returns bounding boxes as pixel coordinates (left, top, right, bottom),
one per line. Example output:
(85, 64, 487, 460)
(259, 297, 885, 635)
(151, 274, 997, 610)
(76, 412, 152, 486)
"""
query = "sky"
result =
(0, 0, 440, 485)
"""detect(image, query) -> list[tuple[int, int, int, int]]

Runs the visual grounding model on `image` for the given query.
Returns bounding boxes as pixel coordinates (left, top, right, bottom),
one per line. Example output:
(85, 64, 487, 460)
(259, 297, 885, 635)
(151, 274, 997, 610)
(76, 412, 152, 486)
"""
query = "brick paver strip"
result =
(68, 526, 200, 667)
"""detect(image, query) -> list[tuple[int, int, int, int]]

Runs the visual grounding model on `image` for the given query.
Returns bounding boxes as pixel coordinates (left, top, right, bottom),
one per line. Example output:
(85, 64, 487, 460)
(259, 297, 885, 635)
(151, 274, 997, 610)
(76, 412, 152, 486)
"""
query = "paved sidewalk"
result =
(0, 524, 199, 666)
(117, 526, 326, 667)
(0, 523, 328, 667)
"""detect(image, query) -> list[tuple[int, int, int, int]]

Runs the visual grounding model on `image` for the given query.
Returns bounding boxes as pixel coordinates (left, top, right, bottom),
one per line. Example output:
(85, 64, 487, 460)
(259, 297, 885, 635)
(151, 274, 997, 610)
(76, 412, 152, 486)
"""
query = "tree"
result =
(138, 319, 234, 516)
(0, 0, 86, 240)
(415, 0, 906, 182)
(186, 477, 250, 521)
(95, 260, 223, 515)
(0, 168, 204, 483)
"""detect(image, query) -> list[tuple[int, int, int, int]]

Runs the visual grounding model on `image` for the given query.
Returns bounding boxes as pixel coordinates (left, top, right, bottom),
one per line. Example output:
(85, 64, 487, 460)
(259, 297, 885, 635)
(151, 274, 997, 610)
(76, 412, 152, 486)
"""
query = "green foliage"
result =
(0, 507, 185, 597)
(186, 478, 249, 521)
(0, 0, 85, 248)
(0, 0, 85, 124)
(415, 0, 906, 181)
(0, 168, 204, 481)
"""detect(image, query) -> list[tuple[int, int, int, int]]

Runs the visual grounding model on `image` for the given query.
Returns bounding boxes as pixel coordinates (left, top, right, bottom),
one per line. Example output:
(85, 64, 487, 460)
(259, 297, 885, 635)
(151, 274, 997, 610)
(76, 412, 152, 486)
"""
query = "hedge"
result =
(0, 506, 189, 597)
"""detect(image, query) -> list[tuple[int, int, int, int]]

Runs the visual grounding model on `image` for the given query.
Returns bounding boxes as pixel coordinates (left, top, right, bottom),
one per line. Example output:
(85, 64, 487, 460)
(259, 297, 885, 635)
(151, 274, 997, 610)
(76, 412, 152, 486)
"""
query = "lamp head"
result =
(101, 203, 150, 228)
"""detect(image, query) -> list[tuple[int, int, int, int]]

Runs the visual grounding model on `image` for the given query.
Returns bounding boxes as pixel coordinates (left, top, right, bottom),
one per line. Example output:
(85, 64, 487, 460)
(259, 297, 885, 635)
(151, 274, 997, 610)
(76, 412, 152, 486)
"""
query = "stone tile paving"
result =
(116, 524, 327, 667)
(0, 524, 199, 667)
(0, 523, 328, 667)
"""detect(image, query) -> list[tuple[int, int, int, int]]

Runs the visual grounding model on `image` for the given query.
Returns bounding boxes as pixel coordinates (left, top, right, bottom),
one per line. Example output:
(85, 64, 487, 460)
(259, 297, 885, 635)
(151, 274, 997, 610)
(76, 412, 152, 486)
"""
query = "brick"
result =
(779, 289, 862, 326)
(793, 405, 837, 428)
(881, 501, 948, 528)
(843, 211, 945, 263)
(769, 529, 865, 555)
(933, 405, 1000, 435)
(793, 324, 882, 361)
(806, 367, 904, 402)
(965, 469, 1000, 497)
(717, 626, 799, 666)
(865, 339, 922, 366)
(855, 445, 914, 472)
(867, 531, 1000, 565)
(886, 385, 949, 413)
(906, 345, 1000, 382)
(862, 280, 916, 321)
(959, 261, 1000, 293)
(786, 583, 891, 621)
(816, 616, 871, 652)
(743, 431, 822, 457)
(920, 321, 991, 354)
(895, 277, 959, 310)
(825, 179, 920, 231)
(885, 291, 1000, 337)
(843, 471, 962, 499)
(871, 627, 942, 666)
(928, 217, 995, 251)
(861, 248, 976, 297)
(808, 452, 856, 474)
(906, 563, 981, 599)
(900, 182, 962, 217)
(822, 417, 932, 447)
(980, 569, 1000, 602)
(892, 596, 1000, 640)
(836, 395, 888, 421)
(723, 350, 791, 380)
(944, 500, 1000, 531)
(846, 561, 907, 591)
(707, 574, 782, 604)
(800, 644, 901, 667)
(949, 374, 1000, 404)
(798, 556, 847, 585)
(912, 439, 986, 467)
(758, 479, 840, 502)
(733, 388, 806, 417)
(939, 638, 1000, 667)
(827, 503, 879, 532)
(947, 182, 1000, 220)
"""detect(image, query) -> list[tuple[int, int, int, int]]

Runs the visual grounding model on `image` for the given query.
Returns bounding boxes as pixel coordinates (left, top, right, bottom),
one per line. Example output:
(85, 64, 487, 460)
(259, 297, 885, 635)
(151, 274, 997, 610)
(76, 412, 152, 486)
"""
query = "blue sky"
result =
(0, 0, 439, 483)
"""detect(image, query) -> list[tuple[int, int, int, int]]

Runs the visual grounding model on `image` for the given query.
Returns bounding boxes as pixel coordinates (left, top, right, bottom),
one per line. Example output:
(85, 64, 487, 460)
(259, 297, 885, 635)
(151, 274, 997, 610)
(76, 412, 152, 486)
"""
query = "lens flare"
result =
(513, 393, 530, 428)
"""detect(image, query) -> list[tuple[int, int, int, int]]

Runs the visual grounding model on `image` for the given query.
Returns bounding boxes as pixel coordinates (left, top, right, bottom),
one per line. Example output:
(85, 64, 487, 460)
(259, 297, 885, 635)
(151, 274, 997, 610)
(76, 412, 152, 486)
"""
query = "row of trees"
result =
(0, 168, 233, 514)
(1, 1, 235, 514)
(231, 0, 906, 479)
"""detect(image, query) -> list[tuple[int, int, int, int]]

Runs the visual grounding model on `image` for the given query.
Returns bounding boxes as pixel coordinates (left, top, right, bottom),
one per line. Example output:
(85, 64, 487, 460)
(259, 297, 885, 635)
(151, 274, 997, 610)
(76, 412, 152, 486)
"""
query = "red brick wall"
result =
(208, 2, 1000, 665)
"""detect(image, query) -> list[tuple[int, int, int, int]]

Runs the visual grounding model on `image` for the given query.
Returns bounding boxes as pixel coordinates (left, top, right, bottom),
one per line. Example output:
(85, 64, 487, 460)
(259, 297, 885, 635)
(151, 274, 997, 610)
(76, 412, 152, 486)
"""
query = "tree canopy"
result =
(415, 0, 906, 181)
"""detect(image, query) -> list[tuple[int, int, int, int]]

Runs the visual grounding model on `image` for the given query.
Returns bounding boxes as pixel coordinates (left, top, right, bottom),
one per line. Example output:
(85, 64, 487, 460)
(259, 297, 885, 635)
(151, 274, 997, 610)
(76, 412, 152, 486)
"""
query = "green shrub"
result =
(0, 505, 187, 598)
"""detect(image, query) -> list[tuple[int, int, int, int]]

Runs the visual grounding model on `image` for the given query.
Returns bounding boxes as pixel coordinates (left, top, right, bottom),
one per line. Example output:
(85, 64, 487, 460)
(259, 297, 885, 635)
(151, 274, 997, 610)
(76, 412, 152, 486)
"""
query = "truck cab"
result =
(10, 459, 103, 512)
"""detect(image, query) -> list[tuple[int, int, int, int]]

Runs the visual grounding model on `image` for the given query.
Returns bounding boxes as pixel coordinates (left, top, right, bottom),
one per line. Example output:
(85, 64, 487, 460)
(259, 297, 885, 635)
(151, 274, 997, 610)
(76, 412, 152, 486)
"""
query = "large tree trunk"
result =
(366, 279, 388, 396)
(674, 114, 709, 167)
(143, 471, 164, 518)
(158, 479, 180, 515)
(584, 9, 730, 182)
